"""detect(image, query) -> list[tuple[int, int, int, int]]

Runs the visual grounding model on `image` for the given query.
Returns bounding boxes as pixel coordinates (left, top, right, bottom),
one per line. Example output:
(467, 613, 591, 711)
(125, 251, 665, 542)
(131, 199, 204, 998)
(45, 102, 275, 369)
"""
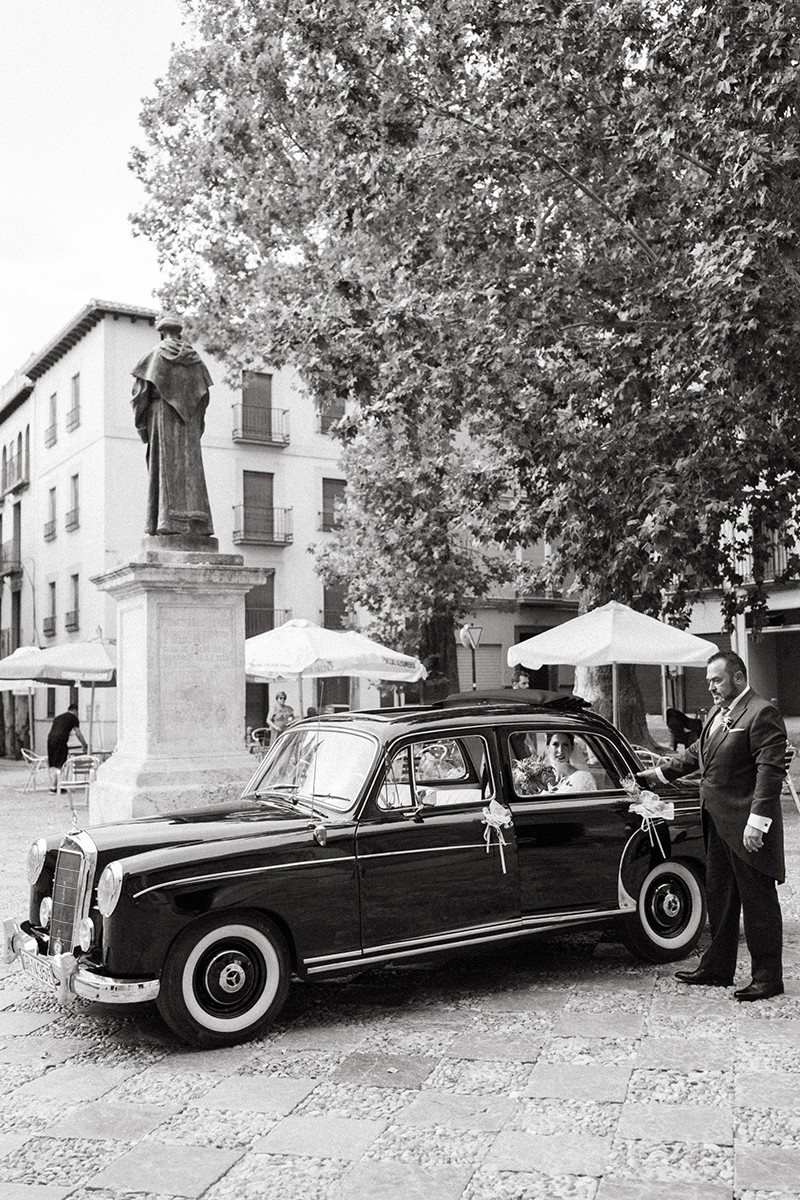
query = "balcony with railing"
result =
(2, 453, 29, 496)
(65, 507, 80, 531)
(233, 505, 293, 546)
(319, 508, 342, 532)
(736, 536, 794, 585)
(43, 616, 56, 638)
(0, 540, 21, 576)
(232, 405, 290, 445)
(65, 609, 80, 632)
(244, 607, 292, 638)
(44, 423, 57, 448)
(322, 607, 347, 630)
(43, 519, 56, 542)
(66, 404, 81, 432)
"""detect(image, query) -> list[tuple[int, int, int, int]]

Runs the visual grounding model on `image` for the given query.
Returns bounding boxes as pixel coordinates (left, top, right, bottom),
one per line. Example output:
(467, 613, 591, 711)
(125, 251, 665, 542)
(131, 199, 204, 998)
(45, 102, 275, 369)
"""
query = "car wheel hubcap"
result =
(198, 945, 264, 1012)
(649, 879, 688, 935)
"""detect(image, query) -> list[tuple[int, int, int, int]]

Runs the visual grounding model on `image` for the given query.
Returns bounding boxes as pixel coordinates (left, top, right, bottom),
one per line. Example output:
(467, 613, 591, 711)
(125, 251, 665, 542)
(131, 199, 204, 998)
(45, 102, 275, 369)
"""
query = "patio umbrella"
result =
(508, 600, 718, 727)
(0, 640, 116, 751)
(0, 655, 50, 753)
(245, 619, 426, 711)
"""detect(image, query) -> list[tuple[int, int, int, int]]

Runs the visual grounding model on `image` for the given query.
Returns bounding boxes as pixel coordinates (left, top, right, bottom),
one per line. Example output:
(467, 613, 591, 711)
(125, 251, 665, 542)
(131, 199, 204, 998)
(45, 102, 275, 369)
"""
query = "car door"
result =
(505, 725, 634, 915)
(356, 730, 521, 956)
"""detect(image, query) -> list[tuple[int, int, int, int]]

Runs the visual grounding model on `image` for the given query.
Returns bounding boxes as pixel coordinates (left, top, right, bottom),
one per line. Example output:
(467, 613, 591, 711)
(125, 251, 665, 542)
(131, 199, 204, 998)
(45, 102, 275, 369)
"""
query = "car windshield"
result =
(244, 727, 378, 814)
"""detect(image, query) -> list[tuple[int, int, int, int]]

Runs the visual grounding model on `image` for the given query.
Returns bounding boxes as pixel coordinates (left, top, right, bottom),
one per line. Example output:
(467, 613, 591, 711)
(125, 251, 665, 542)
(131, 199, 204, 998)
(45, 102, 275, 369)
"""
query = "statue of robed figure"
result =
(131, 313, 215, 538)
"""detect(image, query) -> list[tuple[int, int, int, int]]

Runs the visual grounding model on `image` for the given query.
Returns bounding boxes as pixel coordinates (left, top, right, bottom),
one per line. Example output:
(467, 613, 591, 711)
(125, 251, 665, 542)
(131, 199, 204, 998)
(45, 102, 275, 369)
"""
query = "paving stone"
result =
(736, 1017, 800, 1043)
(270, 1023, 369, 1051)
(44, 1100, 173, 1141)
(0, 1135, 29, 1158)
(554, 1012, 644, 1038)
(0, 1186, 73, 1200)
(525, 1063, 632, 1102)
(254, 1114, 385, 1159)
(618, 1102, 733, 1144)
(596, 1180, 732, 1200)
(444, 1032, 543, 1062)
(480, 987, 569, 1012)
(12, 1065, 132, 1103)
(330, 1053, 435, 1089)
(636, 1037, 733, 1071)
(148, 1045, 253, 1074)
(395, 1091, 517, 1131)
(194, 1074, 316, 1115)
(486, 1129, 611, 1175)
(332, 1159, 472, 1200)
(650, 994, 734, 1019)
(0, 1013, 56, 1037)
(735, 1145, 800, 1191)
(87, 1141, 242, 1197)
(0, 1036, 90, 1066)
(0, 987, 30, 1011)
(735, 1071, 800, 1109)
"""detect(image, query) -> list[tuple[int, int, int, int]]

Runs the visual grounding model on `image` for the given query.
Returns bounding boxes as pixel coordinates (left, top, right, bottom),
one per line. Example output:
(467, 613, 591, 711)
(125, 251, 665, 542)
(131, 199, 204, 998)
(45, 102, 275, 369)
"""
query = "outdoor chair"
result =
(249, 727, 269, 757)
(21, 748, 49, 793)
(57, 754, 100, 827)
(785, 746, 800, 817)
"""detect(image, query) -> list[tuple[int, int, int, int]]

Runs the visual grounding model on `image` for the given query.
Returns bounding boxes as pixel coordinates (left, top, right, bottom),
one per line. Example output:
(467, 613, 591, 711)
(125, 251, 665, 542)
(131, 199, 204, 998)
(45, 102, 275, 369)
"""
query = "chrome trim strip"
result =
(358, 843, 486, 860)
(617, 830, 639, 911)
(306, 906, 628, 973)
(514, 795, 626, 812)
(132, 855, 356, 900)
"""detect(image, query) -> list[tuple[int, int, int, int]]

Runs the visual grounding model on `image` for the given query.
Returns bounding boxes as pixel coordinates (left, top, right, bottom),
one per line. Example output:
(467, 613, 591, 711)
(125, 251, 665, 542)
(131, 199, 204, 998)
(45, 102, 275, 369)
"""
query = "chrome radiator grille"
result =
(48, 833, 97, 956)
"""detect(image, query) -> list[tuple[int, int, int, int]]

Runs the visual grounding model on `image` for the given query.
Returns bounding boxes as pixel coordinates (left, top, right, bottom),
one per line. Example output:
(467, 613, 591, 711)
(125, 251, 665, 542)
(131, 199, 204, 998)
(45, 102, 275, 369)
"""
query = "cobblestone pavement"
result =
(2, 761, 800, 1200)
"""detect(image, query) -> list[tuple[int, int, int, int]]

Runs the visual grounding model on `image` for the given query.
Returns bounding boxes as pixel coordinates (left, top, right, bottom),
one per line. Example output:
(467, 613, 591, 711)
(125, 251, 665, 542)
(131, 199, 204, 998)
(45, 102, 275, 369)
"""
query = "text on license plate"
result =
(18, 948, 56, 990)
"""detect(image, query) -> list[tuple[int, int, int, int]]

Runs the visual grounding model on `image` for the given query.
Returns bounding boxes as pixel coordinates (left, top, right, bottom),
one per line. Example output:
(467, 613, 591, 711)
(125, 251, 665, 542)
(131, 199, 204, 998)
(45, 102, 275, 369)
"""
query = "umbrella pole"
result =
(88, 683, 95, 753)
(612, 662, 620, 728)
(28, 691, 34, 753)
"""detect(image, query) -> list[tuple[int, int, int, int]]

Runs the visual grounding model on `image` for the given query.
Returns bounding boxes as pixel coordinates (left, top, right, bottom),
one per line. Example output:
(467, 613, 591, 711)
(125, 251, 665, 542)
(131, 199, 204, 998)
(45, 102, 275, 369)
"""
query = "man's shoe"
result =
(734, 981, 784, 1002)
(675, 967, 733, 986)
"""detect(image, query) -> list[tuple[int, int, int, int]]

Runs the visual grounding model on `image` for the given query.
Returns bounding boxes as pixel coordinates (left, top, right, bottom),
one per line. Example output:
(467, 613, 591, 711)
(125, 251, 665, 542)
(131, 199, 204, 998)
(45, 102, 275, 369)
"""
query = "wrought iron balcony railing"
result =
(232, 505, 293, 546)
(232, 405, 290, 445)
(65, 610, 80, 632)
(0, 540, 21, 575)
(2, 453, 29, 495)
(65, 507, 80, 531)
(44, 423, 57, 448)
(244, 607, 292, 638)
(44, 520, 56, 542)
(66, 405, 81, 432)
(43, 616, 56, 638)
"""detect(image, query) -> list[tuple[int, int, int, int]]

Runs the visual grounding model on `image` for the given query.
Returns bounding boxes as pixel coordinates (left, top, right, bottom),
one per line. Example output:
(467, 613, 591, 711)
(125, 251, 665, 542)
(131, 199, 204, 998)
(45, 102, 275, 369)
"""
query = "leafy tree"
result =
(134, 0, 800, 732)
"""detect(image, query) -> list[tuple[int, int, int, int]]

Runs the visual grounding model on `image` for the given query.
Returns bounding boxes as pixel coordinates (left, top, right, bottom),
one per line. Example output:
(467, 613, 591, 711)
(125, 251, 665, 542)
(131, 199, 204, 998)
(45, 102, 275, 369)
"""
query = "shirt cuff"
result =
(654, 767, 668, 785)
(747, 814, 772, 833)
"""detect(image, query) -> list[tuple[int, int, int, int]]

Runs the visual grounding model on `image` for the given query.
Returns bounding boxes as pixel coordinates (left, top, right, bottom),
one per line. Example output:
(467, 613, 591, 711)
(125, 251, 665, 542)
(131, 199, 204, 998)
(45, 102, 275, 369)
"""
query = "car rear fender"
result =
(618, 819, 705, 908)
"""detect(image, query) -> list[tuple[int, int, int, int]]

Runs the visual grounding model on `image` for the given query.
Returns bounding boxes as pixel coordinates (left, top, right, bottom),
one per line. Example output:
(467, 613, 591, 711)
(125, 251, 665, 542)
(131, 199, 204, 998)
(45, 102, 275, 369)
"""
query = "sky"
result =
(0, 1, 187, 381)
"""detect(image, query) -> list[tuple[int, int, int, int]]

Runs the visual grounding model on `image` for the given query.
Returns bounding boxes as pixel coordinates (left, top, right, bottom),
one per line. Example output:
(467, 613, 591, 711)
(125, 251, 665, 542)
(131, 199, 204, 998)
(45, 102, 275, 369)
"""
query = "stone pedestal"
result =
(89, 547, 267, 823)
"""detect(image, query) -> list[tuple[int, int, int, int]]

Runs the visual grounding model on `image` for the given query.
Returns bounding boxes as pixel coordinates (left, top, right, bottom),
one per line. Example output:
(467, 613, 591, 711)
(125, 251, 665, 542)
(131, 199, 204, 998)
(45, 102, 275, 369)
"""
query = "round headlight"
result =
(78, 917, 95, 952)
(39, 896, 52, 928)
(26, 838, 48, 885)
(96, 861, 124, 917)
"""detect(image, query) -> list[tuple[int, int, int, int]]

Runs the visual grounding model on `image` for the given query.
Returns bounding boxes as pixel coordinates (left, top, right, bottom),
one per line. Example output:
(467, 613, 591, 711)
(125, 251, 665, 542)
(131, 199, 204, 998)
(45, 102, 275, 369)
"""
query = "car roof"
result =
(295, 690, 618, 739)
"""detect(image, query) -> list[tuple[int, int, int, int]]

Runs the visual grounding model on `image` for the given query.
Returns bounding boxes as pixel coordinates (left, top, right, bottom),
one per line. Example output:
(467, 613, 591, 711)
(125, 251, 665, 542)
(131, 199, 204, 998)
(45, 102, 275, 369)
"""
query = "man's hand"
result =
(743, 827, 764, 853)
(636, 769, 660, 787)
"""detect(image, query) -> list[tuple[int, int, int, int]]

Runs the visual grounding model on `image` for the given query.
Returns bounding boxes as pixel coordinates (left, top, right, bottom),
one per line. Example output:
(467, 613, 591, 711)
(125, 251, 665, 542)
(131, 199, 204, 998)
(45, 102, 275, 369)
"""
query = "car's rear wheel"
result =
(618, 860, 706, 963)
(157, 912, 290, 1047)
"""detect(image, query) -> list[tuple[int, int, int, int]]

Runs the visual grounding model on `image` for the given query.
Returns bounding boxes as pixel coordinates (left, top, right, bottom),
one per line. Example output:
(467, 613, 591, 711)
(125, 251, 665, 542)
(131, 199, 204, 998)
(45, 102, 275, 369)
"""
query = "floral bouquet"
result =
(512, 755, 557, 795)
(620, 774, 674, 858)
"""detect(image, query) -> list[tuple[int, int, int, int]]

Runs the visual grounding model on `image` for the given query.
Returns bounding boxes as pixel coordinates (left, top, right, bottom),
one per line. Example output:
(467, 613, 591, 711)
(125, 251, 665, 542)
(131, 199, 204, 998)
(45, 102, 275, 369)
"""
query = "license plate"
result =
(18, 948, 56, 991)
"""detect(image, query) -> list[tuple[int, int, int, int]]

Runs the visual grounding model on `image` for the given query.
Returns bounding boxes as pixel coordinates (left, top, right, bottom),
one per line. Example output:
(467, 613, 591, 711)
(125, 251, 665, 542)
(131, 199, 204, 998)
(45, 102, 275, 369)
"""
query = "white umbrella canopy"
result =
(246, 619, 427, 689)
(508, 600, 719, 726)
(0, 641, 117, 752)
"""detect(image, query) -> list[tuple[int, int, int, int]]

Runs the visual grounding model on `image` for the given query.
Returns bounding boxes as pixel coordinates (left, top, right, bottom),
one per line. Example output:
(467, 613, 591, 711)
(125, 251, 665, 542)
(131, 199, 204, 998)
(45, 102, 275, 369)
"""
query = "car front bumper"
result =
(3, 918, 160, 1006)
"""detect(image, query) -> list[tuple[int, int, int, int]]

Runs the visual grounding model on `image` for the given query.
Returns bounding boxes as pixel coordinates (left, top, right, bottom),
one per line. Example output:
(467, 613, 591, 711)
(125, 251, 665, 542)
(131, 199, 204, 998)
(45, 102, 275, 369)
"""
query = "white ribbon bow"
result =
(620, 775, 674, 860)
(482, 799, 513, 874)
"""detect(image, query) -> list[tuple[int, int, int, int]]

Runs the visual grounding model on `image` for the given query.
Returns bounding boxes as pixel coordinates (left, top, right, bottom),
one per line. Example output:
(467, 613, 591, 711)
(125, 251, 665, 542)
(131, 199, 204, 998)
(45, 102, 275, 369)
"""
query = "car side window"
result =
(508, 729, 623, 797)
(376, 735, 495, 811)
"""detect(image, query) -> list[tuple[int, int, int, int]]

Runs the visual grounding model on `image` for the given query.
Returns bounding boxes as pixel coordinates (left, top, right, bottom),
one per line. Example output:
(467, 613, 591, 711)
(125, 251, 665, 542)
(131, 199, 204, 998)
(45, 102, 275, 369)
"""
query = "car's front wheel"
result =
(157, 912, 290, 1047)
(618, 860, 706, 962)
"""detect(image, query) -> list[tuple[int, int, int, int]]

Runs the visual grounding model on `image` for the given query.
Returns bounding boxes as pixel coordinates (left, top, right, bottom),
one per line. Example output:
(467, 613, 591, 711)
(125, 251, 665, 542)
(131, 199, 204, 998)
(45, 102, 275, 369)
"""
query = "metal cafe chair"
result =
(785, 746, 800, 817)
(21, 748, 49, 793)
(57, 754, 100, 827)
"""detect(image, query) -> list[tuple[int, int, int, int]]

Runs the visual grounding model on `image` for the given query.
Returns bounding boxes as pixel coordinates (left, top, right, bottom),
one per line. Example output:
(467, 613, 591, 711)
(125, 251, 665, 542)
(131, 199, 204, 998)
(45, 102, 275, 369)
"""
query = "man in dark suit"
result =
(639, 650, 787, 1001)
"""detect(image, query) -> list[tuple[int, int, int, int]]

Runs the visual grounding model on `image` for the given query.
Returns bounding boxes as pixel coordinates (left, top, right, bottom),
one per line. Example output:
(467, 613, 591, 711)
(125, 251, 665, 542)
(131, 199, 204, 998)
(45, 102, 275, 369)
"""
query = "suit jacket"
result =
(661, 691, 787, 882)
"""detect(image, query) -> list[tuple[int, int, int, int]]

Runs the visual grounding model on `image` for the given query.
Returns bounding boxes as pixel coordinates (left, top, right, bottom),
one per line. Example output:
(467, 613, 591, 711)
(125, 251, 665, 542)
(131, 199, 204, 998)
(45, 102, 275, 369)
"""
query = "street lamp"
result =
(459, 623, 483, 690)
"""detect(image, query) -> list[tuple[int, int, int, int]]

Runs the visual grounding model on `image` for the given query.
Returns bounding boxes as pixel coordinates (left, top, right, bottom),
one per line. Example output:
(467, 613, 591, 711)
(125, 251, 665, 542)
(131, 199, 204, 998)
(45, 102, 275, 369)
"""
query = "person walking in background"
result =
(638, 651, 787, 1002)
(267, 691, 294, 744)
(47, 703, 87, 792)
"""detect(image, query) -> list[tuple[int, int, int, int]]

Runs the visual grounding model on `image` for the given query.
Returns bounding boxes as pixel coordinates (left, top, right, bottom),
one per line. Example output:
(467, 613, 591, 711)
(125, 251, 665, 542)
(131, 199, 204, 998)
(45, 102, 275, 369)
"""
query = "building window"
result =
(320, 478, 346, 531)
(322, 583, 347, 630)
(47, 688, 56, 719)
(45, 393, 57, 447)
(66, 474, 80, 530)
(44, 487, 57, 542)
(233, 471, 293, 545)
(66, 373, 81, 431)
(317, 397, 346, 435)
(245, 579, 276, 638)
(65, 574, 80, 631)
(43, 582, 56, 637)
(232, 371, 289, 444)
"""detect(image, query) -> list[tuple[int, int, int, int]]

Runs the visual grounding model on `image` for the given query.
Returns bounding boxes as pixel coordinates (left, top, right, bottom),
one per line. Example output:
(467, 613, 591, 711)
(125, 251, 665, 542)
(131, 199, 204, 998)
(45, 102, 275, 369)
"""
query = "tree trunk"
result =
(574, 663, 657, 748)
(0, 695, 6, 758)
(418, 613, 460, 703)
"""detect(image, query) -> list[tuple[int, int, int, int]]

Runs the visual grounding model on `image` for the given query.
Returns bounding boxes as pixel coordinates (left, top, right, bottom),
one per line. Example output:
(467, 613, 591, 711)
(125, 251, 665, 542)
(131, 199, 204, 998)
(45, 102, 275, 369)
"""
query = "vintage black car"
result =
(3, 692, 706, 1047)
